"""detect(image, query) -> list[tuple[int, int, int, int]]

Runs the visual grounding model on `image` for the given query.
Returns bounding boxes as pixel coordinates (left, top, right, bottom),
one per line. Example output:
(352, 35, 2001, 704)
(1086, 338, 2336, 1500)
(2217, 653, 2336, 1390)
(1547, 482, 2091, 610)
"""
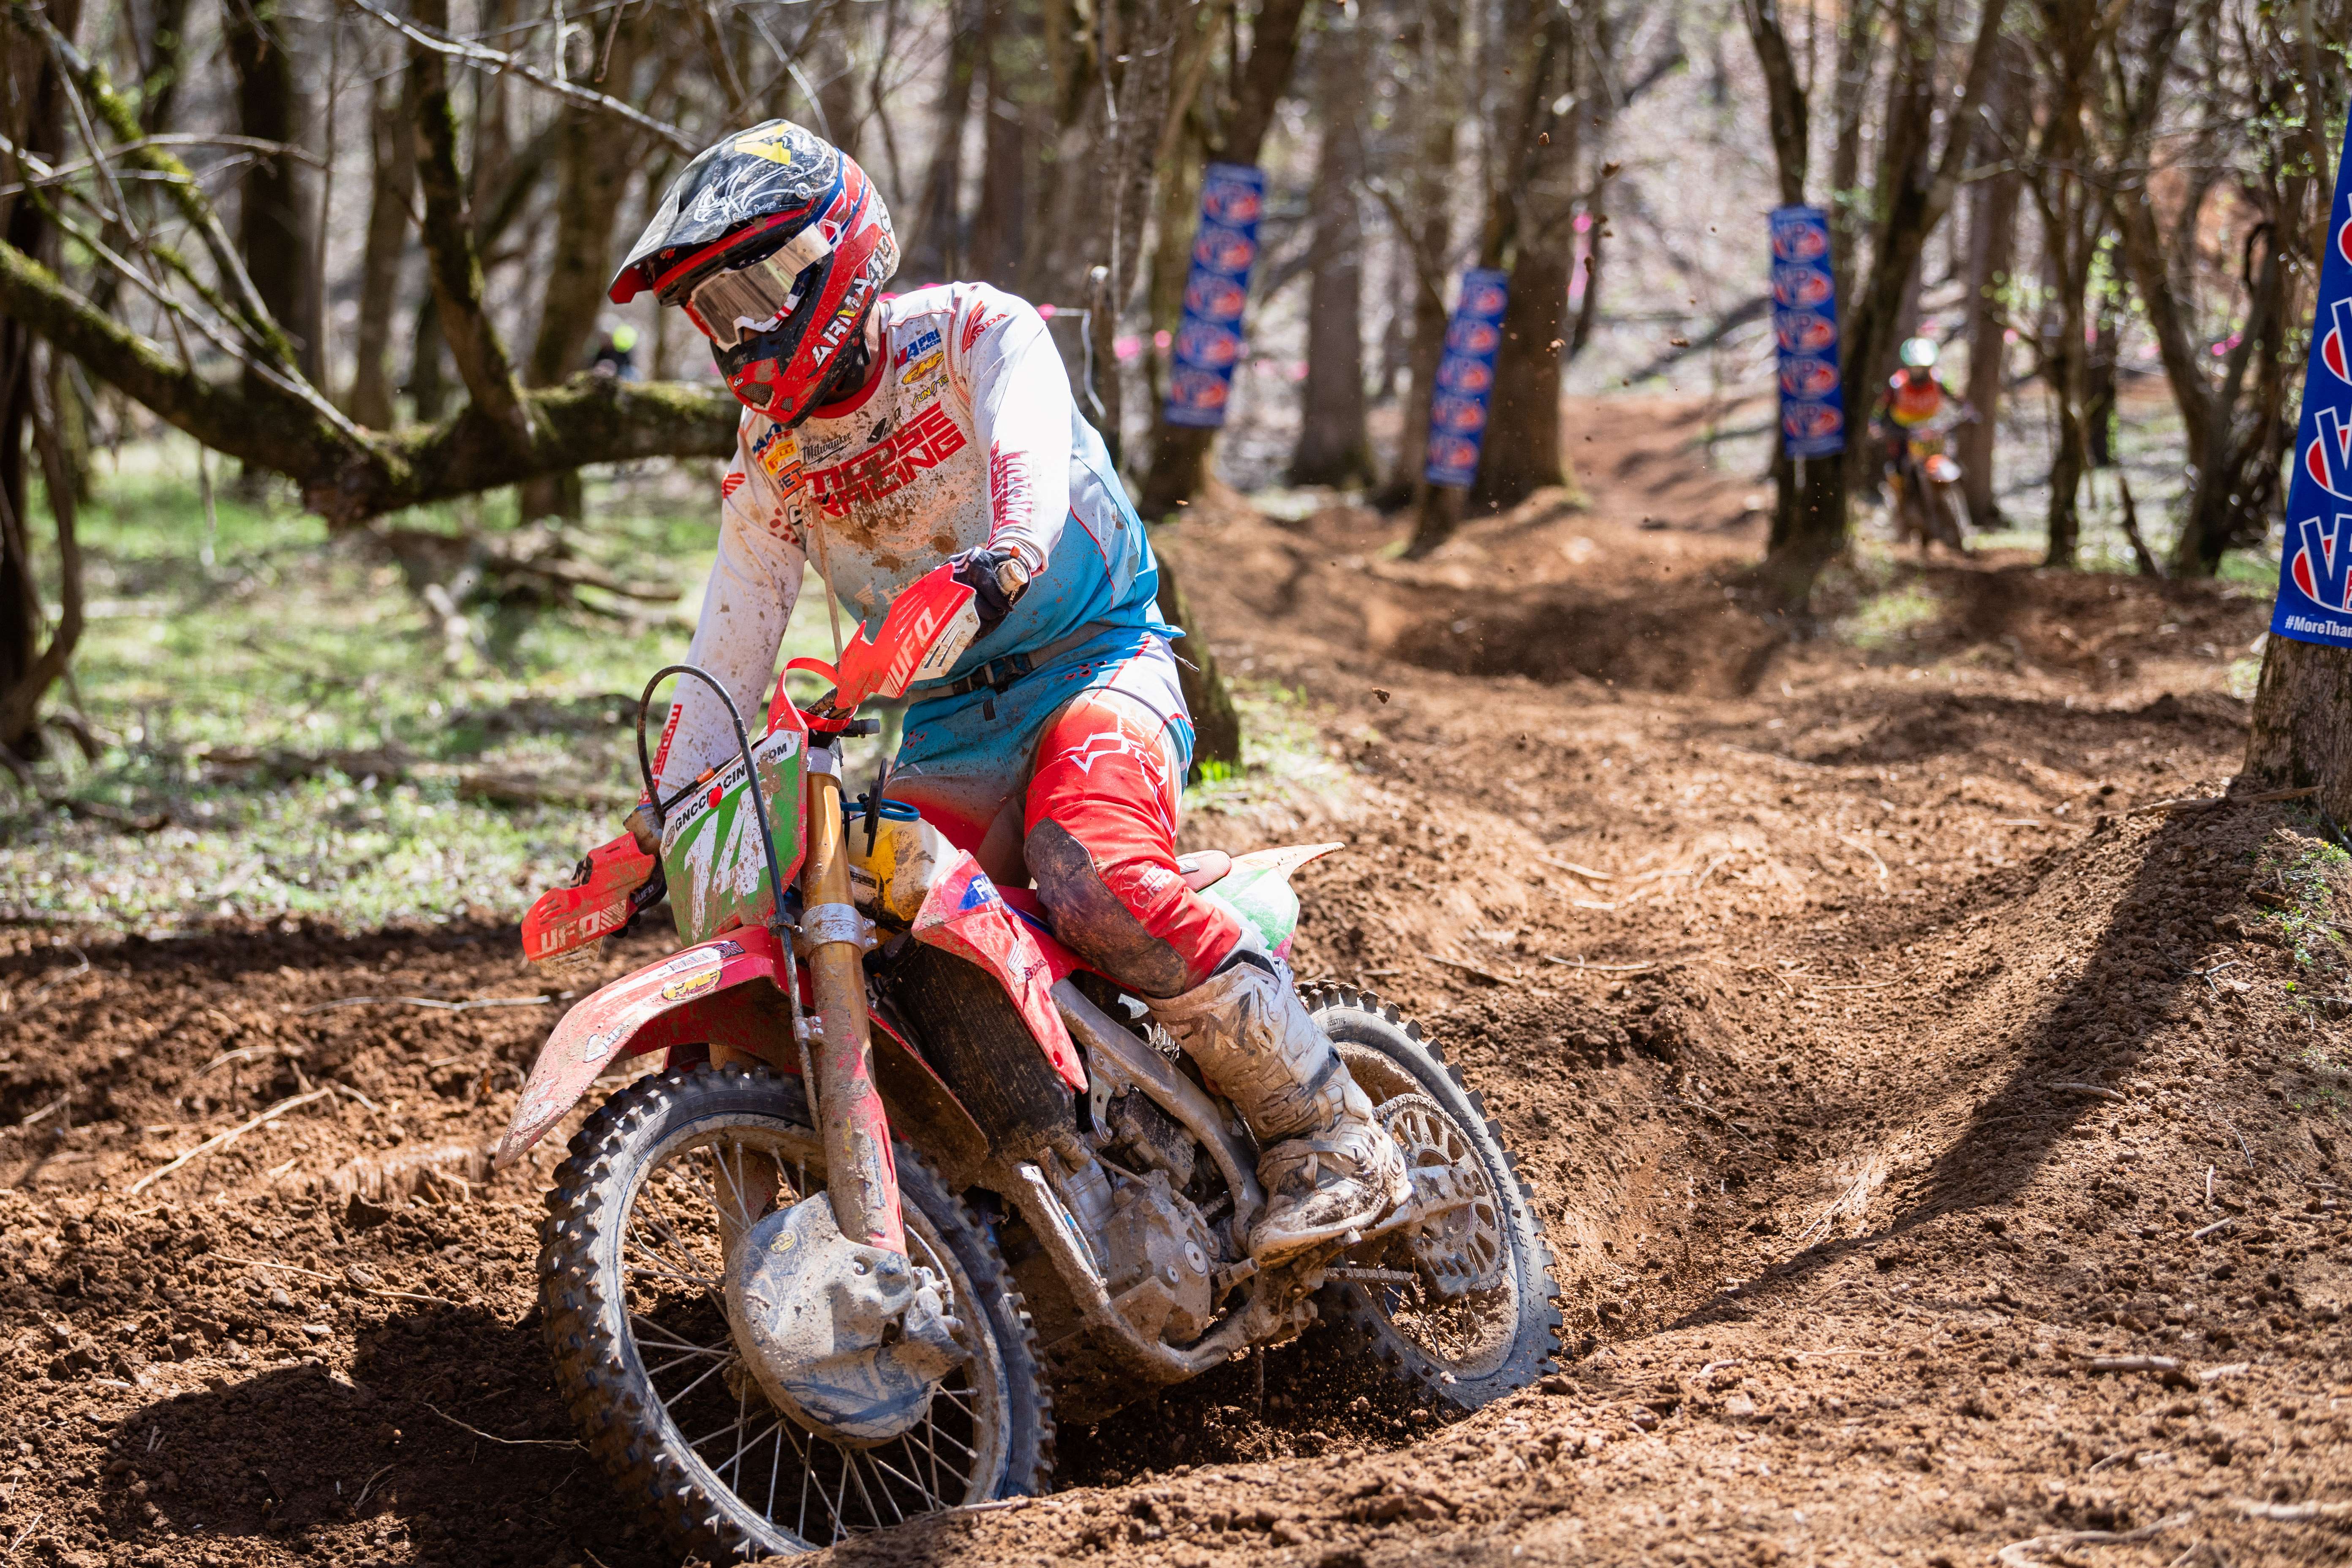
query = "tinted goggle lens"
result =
(680, 228, 833, 348)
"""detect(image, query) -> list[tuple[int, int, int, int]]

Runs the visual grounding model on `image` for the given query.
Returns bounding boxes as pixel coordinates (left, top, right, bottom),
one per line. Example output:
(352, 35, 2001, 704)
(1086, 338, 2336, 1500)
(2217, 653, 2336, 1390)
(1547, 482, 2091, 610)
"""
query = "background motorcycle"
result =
(1884, 410, 1971, 556)
(497, 573, 1561, 1560)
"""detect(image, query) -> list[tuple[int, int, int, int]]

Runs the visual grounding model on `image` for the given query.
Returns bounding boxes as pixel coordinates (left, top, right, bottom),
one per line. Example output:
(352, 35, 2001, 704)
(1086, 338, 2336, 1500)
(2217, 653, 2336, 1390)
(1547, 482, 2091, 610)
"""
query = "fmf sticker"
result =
(900, 350, 944, 384)
(754, 426, 804, 490)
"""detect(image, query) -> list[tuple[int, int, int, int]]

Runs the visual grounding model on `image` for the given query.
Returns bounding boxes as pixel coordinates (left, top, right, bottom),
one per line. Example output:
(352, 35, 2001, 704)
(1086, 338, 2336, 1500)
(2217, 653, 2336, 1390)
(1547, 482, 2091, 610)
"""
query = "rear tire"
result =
(1304, 987, 1562, 1411)
(538, 1065, 1054, 1560)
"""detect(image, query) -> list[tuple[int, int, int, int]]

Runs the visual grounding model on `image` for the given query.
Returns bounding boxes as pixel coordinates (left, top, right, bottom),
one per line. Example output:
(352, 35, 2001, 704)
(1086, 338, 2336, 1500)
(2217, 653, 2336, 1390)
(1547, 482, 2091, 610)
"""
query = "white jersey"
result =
(656, 283, 1164, 794)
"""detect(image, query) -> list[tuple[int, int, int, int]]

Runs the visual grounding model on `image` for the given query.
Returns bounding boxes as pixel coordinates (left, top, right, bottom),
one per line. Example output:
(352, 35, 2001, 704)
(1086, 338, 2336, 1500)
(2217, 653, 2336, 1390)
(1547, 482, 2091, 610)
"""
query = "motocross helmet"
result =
(1898, 336, 1939, 370)
(608, 120, 898, 425)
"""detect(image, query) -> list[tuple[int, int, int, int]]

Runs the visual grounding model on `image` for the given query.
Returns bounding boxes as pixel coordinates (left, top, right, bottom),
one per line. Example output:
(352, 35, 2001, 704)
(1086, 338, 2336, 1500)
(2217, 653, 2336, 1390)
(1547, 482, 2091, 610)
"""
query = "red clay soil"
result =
(3, 397, 2346, 1568)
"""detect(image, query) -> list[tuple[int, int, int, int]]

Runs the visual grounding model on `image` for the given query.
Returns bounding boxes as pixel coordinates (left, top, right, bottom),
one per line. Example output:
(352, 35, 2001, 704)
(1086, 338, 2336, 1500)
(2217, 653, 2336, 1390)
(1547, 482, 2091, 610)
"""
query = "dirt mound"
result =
(1389, 583, 1784, 697)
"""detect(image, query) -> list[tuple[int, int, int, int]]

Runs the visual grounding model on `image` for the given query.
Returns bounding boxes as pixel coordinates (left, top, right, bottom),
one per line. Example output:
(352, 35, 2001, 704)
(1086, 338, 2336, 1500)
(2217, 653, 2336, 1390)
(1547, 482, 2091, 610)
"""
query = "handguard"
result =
(786, 562, 981, 714)
(520, 831, 662, 977)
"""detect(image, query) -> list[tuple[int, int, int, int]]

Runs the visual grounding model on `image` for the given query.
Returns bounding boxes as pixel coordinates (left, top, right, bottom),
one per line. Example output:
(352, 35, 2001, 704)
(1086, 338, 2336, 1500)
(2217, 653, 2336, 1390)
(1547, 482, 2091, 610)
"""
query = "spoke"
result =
(720, 1386, 749, 1480)
(845, 1443, 889, 1528)
(633, 1211, 724, 1291)
(797, 1420, 816, 1543)
(629, 1315, 732, 1357)
(623, 1259, 722, 1293)
(861, 1444, 928, 1515)
(662, 1356, 735, 1413)
(645, 1346, 734, 1379)
(685, 1402, 751, 1454)
(832, 1440, 855, 1541)
(765, 1421, 784, 1522)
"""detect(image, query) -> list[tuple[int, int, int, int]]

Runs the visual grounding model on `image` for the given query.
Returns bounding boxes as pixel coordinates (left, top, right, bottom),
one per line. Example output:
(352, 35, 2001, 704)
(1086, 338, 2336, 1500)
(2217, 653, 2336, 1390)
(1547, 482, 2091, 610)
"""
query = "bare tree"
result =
(1289, 14, 1372, 488)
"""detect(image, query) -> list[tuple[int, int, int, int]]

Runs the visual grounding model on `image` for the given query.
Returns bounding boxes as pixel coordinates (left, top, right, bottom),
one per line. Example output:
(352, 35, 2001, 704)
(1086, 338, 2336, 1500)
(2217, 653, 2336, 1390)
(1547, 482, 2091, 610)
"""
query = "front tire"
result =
(538, 1065, 1054, 1560)
(1305, 987, 1561, 1411)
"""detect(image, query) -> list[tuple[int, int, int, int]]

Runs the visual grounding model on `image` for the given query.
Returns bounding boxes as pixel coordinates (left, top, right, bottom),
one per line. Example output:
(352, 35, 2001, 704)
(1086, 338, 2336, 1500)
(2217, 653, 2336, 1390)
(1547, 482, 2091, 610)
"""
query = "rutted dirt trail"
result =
(3, 398, 2348, 1567)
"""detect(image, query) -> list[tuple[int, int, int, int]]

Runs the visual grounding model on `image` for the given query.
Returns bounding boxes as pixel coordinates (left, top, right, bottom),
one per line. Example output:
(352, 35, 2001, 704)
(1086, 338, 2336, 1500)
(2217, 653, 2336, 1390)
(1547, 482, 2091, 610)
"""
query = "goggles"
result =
(675, 225, 835, 349)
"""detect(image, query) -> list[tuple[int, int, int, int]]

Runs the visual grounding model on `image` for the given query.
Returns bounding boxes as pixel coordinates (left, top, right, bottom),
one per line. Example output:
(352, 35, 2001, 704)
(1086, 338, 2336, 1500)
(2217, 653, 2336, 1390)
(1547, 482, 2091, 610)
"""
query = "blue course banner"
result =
(1424, 268, 1511, 489)
(1162, 163, 1266, 430)
(2270, 122, 2352, 649)
(1769, 205, 1845, 459)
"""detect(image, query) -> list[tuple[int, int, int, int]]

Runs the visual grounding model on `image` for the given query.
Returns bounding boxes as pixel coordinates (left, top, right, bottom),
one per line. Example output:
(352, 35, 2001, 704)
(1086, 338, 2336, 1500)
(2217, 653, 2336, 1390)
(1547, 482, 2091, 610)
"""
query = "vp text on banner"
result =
(1161, 164, 1266, 431)
(1769, 205, 1845, 459)
(2269, 120, 2352, 650)
(1423, 268, 1511, 490)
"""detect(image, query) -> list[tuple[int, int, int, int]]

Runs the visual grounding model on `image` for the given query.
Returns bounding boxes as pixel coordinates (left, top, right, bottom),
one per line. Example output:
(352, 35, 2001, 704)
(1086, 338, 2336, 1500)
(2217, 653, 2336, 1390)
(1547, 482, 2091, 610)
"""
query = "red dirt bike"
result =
(496, 571, 1560, 1560)
(1884, 409, 1971, 556)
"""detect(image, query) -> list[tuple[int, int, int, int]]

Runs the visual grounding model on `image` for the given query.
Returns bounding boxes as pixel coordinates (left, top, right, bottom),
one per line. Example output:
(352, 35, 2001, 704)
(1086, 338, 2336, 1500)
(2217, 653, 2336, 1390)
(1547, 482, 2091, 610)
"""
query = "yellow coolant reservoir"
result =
(845, 799, 956, 926)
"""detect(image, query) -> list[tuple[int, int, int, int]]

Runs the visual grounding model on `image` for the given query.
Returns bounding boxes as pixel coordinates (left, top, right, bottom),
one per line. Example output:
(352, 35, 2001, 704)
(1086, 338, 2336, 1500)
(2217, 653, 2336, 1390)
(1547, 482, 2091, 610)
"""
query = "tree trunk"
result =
(1959, 100, 2021, 530)
(350, 66, 417, 430)
(906, 0, 983, 285)
(223, 0, 319, 383)
(972, 0, 1027, 289)
(519, 22, 641, 521)
(1154, 558, 1240, 774)
(1371, 0, 1463, 510)
(1137, 0, 1310, 513)
(2246, 637, 2352, 825)
(2042, 310, 2088, 568)
(1288, 21, 1370, 488)
(1472, 247, 1568, 509)
(0, 0, 80, 754)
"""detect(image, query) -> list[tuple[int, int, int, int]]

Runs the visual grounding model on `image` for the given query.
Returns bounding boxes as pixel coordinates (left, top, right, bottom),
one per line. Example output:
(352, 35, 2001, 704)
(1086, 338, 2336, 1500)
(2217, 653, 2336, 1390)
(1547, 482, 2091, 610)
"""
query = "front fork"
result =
(794, 742, 906, 1255)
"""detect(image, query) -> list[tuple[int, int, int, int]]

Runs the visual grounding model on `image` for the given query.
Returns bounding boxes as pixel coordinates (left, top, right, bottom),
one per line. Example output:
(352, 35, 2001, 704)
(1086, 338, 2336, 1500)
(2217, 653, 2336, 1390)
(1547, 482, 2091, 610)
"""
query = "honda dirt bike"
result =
(495, 569, 1560, 1561)
(1885, 410, 1971, 557)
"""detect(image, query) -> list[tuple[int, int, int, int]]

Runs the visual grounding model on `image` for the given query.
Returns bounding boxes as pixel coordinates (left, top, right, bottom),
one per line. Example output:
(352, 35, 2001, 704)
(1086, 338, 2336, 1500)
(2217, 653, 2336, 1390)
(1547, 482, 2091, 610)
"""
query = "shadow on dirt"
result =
(111, 1306, 665, 1568)
(1679, 802, 2266, 1330)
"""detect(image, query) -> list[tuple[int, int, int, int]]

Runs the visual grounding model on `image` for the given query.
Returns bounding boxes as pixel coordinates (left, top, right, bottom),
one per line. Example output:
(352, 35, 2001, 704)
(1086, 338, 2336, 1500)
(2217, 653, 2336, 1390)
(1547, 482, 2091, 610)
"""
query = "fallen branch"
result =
(2126, 785, 2318, 817)
(2235, 1498, 2352, 1524)
(128, 1086, 335, 1194)
(416, 1397, 584, 1448)
(2079, 1354, 2182, 1375)
(1538, 854, 1614, 884)
(296, 994, 550, 1017)
(1993, 1509, 2194, 1566)
(1430, 954, 1521, 986)
(2190, 1215, 2237, 1241)
(1543, 956, 1658, 973)
(2051, 1081, 2128, 1102)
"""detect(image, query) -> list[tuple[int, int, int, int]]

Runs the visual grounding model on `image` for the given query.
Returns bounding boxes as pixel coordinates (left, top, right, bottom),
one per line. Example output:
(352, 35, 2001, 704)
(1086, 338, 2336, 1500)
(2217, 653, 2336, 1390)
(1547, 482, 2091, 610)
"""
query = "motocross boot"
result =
(1148, 942, 1413, 1263)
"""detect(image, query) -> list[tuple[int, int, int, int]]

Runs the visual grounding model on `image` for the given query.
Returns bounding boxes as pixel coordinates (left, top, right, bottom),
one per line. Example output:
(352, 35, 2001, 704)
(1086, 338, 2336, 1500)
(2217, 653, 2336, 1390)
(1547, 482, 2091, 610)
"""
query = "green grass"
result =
(1184, 678, 1352, 818)
(2, 439, 864, 933)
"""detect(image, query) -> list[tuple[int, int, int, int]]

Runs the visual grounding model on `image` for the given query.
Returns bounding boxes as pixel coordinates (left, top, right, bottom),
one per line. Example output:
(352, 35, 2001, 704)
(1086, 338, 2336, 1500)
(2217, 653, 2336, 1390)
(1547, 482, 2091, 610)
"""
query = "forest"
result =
(2, 0, 2352, 1565)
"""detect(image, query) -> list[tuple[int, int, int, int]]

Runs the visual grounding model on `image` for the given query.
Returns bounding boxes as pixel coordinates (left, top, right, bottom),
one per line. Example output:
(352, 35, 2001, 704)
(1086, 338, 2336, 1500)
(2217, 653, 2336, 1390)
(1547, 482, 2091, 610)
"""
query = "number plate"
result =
(660, 729, 806, 945)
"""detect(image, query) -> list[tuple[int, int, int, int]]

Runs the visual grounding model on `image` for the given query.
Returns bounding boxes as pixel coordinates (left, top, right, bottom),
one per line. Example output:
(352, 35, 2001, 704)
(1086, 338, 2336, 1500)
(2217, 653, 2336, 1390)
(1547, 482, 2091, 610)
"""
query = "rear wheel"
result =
(539, 1065, 1054, 1560)
(1305, 987, 1561, 1411)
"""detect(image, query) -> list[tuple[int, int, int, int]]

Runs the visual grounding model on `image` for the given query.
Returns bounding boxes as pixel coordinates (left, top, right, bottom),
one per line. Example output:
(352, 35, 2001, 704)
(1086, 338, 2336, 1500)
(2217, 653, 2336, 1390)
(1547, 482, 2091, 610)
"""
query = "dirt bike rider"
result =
(1874, 336, 1961, 470)
(602, 121, 1409, 1265)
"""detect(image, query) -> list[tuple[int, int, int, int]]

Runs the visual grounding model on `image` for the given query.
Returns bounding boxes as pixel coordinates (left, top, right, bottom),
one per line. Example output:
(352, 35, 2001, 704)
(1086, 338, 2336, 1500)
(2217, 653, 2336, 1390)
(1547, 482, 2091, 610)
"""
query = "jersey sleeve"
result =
(949, 286, 1075, 578)
(651, 434, 808, 796)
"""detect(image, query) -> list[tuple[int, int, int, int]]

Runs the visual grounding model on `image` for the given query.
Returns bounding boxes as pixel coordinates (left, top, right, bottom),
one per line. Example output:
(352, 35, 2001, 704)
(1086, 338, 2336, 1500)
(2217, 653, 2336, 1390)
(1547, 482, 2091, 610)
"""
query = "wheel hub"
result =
(723, 1193, 969, 1447)
(1377, 1093, 1508, 1297)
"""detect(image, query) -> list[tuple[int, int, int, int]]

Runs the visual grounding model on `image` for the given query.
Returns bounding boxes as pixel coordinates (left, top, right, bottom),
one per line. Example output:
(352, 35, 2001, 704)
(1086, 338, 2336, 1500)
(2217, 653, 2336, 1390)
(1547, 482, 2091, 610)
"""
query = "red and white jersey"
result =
(656, 283, 1163, 794)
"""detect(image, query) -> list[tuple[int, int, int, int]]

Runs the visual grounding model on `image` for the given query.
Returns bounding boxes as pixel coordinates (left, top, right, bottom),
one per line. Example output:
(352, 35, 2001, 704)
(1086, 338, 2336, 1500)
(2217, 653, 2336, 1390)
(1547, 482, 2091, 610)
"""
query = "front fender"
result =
(492, 928, 795, 1170)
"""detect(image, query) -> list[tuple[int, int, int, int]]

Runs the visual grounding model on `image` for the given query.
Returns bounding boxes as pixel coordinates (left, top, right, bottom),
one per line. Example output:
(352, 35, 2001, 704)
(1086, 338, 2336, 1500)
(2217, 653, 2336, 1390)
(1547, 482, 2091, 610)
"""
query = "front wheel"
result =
(1306, 987, 1562, 1411)
(538, 1065, 1054, 1560)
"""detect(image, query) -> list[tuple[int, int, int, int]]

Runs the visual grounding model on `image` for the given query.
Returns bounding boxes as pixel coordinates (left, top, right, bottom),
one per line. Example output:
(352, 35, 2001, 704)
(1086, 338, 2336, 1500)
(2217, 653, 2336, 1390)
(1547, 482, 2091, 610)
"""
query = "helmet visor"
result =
(678, 227, 834, 349)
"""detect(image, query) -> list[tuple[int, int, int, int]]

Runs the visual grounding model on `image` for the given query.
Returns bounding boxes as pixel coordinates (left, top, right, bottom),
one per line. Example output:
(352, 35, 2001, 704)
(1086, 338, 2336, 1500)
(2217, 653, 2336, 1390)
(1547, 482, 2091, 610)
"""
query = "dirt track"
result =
(3, 399, 2348, 1568)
